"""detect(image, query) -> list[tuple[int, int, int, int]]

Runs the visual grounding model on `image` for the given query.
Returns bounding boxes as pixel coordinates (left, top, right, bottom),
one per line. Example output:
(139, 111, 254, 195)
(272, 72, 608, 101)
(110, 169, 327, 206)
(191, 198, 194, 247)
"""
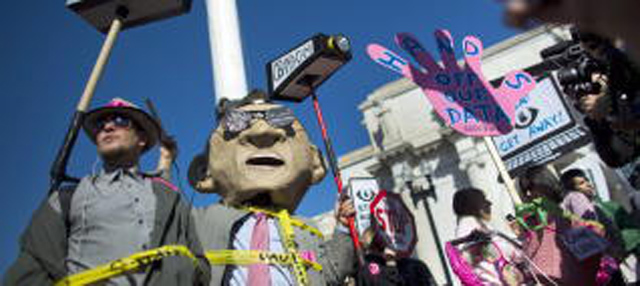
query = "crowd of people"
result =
(447, 166, 640, 286)
(344, 164, 640, 286)
(5, 0, 640, 285)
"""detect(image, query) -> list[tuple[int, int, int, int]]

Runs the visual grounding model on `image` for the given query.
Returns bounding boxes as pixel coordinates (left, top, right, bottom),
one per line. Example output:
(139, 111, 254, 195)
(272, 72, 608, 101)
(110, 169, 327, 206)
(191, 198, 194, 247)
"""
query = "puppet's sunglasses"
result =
(96, 115, 133, 131)
(222, 107, 296, 134)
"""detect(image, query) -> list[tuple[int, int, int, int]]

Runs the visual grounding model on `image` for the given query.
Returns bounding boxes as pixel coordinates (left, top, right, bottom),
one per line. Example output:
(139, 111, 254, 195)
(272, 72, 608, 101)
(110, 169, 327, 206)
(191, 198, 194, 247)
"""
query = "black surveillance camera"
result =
(266, 33, 352, 102)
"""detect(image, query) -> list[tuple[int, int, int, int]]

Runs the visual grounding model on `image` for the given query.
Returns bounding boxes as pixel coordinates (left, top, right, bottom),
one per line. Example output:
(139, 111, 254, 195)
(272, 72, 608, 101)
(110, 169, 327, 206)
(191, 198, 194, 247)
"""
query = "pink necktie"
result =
(248, 212, 271, 286)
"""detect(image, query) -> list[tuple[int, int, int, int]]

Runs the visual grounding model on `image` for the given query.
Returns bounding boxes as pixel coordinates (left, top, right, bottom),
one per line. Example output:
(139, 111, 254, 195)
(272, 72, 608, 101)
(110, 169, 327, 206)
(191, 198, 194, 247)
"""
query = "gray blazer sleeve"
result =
(177, 196, 212, 286)
(317, 230, 356, 285)
(145, 181, 212, 286)
(4, 193, 68, 285)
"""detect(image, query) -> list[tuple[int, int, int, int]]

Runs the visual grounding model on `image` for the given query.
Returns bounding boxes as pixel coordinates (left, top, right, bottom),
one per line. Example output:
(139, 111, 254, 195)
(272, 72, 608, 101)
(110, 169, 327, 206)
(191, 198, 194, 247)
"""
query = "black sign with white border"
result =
(491, 76, 591, 177)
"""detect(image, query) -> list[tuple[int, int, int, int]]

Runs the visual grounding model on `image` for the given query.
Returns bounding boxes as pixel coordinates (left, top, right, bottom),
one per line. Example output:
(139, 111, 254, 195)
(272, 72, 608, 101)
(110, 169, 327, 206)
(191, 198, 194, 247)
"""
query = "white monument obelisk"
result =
(204, 0, 248, 103)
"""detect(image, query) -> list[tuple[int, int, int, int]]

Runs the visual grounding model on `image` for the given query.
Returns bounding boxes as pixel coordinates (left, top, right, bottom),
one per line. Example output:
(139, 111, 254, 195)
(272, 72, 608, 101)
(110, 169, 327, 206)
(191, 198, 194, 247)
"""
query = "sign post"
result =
(483, 137, 522, 205)
(50, 0, 191, 192)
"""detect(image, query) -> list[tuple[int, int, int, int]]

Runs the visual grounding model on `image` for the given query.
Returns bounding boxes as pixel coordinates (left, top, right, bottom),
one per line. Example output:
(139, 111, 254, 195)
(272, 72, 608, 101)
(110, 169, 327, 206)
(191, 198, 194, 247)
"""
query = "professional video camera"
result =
(540, 28, 640, 119)
(540, 32, 603, 98)
(540, 28, 640, 168)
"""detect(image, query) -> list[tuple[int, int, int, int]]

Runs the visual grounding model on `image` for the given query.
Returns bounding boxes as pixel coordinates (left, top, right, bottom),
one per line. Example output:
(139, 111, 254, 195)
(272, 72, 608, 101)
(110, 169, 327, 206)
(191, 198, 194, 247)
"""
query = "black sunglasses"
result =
(222, 106, 296, 135)
(95, 115, 133, 132)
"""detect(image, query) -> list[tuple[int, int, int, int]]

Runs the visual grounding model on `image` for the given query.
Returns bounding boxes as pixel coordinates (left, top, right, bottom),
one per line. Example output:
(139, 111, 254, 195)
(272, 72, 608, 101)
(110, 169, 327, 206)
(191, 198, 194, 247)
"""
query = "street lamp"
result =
(404, 166, 454, 286)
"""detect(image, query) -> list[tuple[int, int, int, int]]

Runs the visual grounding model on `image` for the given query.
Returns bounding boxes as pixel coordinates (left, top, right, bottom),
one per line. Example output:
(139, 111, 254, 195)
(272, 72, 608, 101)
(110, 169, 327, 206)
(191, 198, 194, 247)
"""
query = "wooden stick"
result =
(483, 136, 522, 205)
(49, 18, 124, 190)
(76, 18, 123, 112)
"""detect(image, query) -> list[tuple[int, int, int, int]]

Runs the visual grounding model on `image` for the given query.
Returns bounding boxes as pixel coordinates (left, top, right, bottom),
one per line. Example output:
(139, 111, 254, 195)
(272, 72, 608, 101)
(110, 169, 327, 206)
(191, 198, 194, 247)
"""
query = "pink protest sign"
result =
(367, 30, 536, 136)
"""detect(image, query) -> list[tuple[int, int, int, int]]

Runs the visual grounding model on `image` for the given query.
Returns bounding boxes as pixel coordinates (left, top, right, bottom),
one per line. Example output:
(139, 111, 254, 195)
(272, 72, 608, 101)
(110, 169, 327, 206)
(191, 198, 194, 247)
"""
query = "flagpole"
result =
(204, 0, 248, 104)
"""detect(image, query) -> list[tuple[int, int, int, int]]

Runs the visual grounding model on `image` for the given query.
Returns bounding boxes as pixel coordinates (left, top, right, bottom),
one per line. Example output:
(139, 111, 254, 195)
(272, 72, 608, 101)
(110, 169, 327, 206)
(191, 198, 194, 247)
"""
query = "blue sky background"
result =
(0, 0, 518, 274)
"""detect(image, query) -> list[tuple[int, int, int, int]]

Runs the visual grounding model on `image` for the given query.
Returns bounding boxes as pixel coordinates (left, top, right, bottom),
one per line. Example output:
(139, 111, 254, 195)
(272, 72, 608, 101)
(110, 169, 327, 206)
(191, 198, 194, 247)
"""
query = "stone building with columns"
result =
(312, 25, 637, 285)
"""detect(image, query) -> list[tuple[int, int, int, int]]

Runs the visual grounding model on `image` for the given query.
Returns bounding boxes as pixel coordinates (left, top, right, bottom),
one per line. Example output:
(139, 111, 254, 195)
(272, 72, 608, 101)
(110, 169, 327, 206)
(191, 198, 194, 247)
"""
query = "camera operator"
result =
(542, 30, 640, 167)
(500, 0, 640, 66)
(576, 74, 609, 121)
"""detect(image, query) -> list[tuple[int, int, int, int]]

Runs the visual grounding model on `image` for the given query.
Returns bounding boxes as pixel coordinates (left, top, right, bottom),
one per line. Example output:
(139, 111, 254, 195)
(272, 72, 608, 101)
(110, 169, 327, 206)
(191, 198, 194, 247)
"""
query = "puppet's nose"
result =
(240, 120, 286, 148)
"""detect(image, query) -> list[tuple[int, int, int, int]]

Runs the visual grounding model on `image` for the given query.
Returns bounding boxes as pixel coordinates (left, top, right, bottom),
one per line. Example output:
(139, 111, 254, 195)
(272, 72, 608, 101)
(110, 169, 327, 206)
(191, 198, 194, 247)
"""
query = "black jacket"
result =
(3, 178, 211, 286)
(355, 254, 435, 286)
(585, 118, 640, 167)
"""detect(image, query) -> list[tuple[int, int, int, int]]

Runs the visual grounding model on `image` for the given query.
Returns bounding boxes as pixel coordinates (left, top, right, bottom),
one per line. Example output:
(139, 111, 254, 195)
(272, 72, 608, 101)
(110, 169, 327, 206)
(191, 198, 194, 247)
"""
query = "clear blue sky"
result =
(0, 0, 517, 274)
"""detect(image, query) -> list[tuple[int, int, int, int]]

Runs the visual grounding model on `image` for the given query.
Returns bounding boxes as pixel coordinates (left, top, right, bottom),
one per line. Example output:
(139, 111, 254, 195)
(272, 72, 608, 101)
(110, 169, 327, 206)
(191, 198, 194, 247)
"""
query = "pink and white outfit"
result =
(453, 216, 524, 286)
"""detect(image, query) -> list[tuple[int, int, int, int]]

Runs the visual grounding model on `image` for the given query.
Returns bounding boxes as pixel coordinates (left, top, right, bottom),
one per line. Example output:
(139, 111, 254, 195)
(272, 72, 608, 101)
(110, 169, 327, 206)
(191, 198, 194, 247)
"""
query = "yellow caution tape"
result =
(241, 206, 329, 285)
(205, 249, 322, 272)
(245, 206, 324, 239)
(54, 245, 198, 286)
(56, 207, 324, 286)
(278, 208, 310, 286)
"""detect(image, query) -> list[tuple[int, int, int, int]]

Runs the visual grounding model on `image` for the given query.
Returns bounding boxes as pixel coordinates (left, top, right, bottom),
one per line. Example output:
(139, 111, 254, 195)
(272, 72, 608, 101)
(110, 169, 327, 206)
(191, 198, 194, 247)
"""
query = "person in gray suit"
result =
(5, 98, 210, 286)
(189, 90, 357, 285)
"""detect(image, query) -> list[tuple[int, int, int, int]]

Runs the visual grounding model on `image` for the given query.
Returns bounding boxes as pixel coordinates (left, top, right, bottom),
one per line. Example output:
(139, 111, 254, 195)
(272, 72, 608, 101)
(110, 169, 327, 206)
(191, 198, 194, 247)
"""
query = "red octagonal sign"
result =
(370, 190, 417, 257)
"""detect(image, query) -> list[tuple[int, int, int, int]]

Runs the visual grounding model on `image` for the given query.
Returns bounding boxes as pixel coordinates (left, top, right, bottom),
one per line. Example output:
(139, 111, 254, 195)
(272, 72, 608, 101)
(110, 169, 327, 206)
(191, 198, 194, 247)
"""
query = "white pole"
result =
(483, 137, 522, 205)
(204, 0, 248, 104)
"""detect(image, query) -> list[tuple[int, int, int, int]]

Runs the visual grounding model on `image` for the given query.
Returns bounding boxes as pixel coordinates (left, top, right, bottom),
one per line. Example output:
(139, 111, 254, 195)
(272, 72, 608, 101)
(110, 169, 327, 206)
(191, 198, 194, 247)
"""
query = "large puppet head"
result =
(189, 90, 326, 212)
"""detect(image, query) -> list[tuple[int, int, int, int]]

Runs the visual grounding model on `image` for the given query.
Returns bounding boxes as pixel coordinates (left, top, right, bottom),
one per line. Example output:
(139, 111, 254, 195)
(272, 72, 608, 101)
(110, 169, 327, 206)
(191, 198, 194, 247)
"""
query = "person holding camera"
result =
(540, 30, 640, 168)
(578, 72, 640, 168)
(500, 0, 640, 66)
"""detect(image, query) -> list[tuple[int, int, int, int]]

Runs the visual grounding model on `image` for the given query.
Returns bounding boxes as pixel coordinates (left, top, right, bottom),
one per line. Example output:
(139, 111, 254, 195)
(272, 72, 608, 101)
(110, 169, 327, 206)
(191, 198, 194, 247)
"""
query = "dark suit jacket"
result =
(193, 204, 356, 286)
(4, 178, 210, 286)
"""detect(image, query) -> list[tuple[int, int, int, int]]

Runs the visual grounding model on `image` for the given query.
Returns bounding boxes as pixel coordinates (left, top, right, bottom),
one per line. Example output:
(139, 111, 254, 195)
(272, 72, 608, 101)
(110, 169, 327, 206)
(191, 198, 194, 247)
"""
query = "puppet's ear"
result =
(188, 153, 215, 193)
(310, 145, 327, 185)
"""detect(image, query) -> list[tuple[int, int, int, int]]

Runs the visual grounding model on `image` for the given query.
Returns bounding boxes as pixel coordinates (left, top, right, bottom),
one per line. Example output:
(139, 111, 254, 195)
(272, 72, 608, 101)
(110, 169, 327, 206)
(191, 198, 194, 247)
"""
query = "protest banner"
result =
(367, 29, 536, 137)
(371, 190, 417, 257)
(367, 29, 537, 204)
(348, 177, 381, 235)
(491, 76, 591, 177)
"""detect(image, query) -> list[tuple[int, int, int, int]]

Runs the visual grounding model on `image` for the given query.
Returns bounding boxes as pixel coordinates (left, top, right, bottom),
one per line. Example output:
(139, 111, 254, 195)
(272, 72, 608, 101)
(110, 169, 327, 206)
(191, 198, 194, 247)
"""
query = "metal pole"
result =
(311, 92, 364, 266)
(204, 0, 248, 104)
(420, 191, 454, 286)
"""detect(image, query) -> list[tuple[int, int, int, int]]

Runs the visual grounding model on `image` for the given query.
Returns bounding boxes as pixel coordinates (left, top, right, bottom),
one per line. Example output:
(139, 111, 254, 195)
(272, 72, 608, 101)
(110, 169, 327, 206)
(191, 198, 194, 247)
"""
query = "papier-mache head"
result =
(189, 90, 326, 212)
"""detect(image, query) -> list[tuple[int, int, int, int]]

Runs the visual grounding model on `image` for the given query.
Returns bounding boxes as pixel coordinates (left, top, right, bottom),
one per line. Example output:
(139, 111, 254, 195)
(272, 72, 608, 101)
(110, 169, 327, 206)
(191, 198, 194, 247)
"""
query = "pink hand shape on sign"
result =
(367, 30, 536, 136)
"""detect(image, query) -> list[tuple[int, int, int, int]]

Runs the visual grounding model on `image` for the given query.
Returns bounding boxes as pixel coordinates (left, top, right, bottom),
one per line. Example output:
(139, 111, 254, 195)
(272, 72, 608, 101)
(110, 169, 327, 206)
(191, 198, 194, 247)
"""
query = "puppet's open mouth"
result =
(246, 155, 285, 167)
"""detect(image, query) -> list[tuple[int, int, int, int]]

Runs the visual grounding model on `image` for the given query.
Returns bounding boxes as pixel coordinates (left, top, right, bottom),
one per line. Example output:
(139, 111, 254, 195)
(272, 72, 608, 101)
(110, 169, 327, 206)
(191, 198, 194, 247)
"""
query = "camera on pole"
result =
(266, 33, 352, 102)
(266, 33, 365, 264)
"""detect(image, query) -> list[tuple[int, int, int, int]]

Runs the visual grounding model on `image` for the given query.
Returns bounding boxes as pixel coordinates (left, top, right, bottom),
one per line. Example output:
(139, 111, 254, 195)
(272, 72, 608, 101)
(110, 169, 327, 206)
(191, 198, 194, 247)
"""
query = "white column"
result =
(204, 0, 248, 104)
